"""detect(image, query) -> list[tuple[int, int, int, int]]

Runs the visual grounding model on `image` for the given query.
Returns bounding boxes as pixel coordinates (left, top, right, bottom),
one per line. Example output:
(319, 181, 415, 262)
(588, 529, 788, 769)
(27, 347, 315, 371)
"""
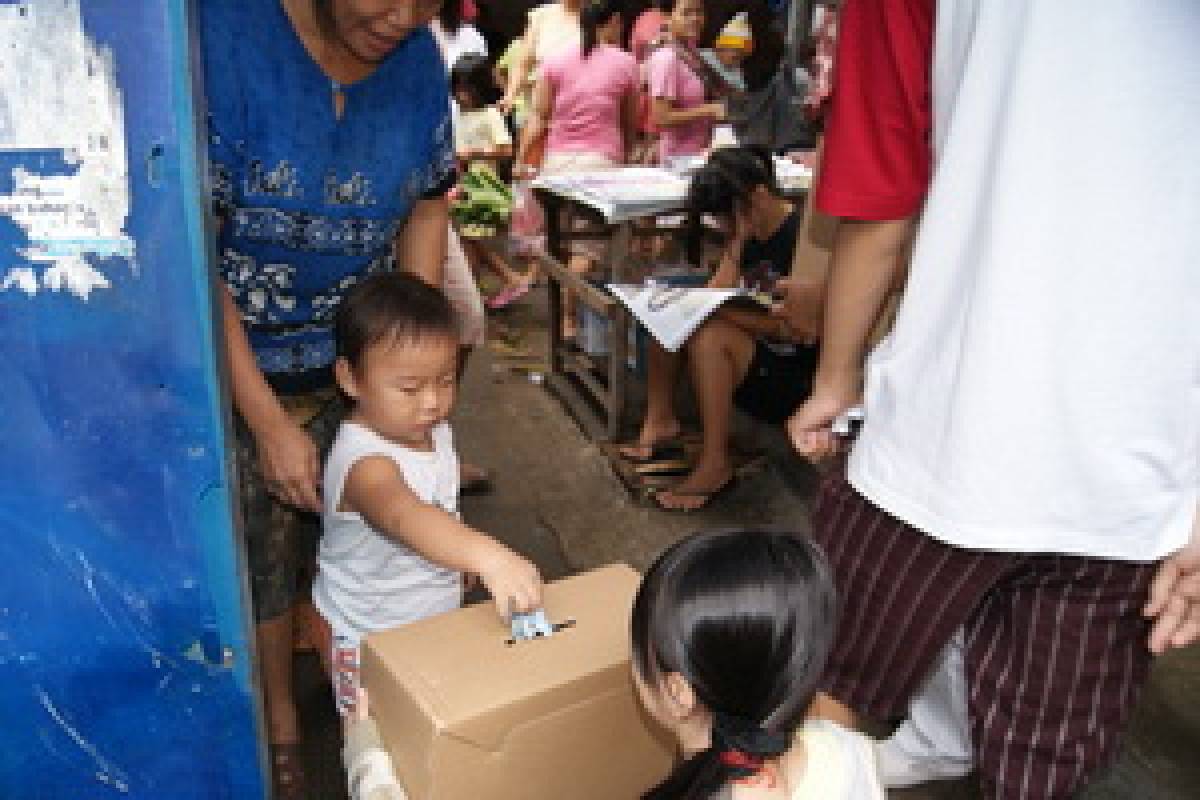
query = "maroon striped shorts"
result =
(813, 471, 1156, 799)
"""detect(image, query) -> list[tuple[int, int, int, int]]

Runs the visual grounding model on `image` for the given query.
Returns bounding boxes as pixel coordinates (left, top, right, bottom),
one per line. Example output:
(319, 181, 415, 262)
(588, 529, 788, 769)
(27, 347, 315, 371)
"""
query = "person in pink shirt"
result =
(518, 0, 638, 338)
(646, 0, 725, 164)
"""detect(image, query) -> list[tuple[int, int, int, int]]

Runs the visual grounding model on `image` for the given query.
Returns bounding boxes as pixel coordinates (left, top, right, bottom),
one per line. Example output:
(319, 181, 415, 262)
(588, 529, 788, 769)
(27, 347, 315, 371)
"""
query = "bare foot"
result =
(653, 461, 735, 512)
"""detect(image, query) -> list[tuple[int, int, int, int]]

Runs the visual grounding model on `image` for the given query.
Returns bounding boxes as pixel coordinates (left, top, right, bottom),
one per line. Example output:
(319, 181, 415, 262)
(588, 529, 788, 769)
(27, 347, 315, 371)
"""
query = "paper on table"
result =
(533, 168, 690, 222)
(609, 284, 747, 353)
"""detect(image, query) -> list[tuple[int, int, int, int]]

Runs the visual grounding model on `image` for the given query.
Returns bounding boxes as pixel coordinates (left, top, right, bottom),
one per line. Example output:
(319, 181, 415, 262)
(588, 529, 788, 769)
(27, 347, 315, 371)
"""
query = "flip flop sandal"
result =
(650, 475, 738, 513)
(632, 458, 692, 477)
(270, 743, 307, 800)
(617, 441, 687, 465)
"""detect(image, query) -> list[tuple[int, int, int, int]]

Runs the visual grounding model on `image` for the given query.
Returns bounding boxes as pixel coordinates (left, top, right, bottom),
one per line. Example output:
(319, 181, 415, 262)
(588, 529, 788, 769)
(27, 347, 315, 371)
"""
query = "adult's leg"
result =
(560, 253, 592, 340)
(654, 318, 754, 510)
(620, 337, 685, 459)
(963, 555, 1155, 800)
(465, 237, 529, 289)
(877, 628, 975, 787)
(258, 610, 300, 739)
(809, 472, 1010, 720)
(240, 466, 308, 799)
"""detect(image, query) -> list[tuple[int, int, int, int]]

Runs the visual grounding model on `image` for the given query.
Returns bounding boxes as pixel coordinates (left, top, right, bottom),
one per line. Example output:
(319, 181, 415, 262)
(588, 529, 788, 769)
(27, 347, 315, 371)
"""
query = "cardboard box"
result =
(361, 564, 675, 800)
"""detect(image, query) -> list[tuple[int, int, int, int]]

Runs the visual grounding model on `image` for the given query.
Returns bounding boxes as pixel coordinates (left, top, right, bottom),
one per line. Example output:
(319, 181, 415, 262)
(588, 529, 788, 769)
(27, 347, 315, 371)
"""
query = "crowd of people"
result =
(198, 1, 1199, 799)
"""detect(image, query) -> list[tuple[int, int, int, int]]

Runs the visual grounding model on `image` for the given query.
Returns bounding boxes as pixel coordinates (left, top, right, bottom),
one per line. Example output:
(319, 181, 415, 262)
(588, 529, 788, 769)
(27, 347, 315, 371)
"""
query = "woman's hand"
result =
(254, 416, 322, 513)
(708, 102, 728, 122)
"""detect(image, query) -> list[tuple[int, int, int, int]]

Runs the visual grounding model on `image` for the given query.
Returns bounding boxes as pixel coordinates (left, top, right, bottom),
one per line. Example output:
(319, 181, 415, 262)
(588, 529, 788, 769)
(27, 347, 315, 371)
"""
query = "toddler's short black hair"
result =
(335, 272, 458, 371)
(450, 52, 500, 107)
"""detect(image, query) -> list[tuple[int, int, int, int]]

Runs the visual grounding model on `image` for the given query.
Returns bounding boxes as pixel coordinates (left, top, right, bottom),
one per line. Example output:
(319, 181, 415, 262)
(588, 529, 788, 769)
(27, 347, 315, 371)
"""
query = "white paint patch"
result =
(36, 684, 131, 793)
(0, 0, 135, 301)
(0, 265, 37, 294)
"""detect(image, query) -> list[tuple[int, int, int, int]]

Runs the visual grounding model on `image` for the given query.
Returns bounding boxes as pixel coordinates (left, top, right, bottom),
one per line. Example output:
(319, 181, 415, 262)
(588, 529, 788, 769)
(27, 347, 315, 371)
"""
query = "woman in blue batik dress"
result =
(200, 1, 454, 796)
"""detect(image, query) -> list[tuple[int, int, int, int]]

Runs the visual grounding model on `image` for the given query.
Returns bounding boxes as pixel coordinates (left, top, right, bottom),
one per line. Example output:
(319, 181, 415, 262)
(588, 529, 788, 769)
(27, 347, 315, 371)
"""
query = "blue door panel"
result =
(0, 2, 266, 797)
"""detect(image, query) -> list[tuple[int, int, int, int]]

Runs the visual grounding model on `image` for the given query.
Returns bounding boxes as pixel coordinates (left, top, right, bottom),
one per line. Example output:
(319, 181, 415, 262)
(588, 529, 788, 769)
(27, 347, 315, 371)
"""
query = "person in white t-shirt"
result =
(310, 272, 542, 670)
(781, 1, 1200, 798)
(631, 529, 884, 799)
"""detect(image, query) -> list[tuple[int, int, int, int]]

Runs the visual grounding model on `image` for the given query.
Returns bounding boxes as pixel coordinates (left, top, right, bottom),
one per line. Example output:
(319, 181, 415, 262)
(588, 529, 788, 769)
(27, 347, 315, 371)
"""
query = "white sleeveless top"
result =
(313, 421, 462, 643)
(786, 719, 883, 799)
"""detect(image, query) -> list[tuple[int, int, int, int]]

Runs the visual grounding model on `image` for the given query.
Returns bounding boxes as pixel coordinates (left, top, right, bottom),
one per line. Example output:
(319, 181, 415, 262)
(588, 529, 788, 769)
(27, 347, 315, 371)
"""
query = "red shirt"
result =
(815, 0, 935, 221)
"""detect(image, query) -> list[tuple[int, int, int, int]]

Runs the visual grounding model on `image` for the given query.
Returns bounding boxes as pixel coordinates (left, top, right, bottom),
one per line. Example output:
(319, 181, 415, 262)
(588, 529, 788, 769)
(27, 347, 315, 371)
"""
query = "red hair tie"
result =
(718, 749, 765, 772)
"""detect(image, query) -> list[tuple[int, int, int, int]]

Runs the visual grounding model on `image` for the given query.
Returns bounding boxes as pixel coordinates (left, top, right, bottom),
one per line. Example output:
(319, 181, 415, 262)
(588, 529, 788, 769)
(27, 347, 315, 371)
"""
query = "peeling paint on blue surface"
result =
(0, 2, 266, 797)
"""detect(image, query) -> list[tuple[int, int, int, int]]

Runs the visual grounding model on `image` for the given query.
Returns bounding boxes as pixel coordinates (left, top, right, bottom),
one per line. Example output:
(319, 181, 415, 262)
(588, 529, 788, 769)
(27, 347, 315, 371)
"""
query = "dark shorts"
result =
(733, 341, 819, 425)
(813, 470, 1156, 799)
(234, 389, 345, 623)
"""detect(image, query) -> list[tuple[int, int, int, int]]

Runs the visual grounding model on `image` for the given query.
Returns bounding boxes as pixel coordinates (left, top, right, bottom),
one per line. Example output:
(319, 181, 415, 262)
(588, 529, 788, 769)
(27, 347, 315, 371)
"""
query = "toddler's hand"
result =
(475, 542, 543, 619)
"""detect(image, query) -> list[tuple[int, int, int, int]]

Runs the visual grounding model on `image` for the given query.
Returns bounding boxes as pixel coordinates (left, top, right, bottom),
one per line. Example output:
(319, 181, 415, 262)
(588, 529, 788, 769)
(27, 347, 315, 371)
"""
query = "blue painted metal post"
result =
(0, 1, 267, 797)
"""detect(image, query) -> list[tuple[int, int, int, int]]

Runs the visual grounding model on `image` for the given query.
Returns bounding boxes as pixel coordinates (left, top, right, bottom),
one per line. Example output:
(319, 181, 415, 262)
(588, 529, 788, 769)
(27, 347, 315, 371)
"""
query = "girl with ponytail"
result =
(631, 530, 884, 798)
(516, 0, 639, 338)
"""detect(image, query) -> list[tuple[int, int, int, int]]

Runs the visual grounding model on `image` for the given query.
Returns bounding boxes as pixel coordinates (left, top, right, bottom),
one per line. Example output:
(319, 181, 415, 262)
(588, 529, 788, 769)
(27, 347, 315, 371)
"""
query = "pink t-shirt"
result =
(541, 45, 638, 164)
(646, 45, 712, 160)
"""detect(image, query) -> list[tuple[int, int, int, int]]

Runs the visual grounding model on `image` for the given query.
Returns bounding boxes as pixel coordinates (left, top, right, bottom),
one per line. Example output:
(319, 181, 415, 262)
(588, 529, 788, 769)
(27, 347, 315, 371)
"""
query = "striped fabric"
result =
(813, 471, 1155, 799)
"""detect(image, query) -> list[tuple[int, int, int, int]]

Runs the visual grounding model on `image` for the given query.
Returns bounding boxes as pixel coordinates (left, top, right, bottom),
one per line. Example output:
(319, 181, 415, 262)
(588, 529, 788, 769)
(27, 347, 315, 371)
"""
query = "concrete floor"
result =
(296, 288, 1200, 799)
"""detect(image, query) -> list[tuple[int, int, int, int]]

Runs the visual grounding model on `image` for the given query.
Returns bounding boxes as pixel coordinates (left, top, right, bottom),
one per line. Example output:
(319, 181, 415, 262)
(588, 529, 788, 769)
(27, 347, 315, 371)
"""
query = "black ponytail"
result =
(631, 529, 838, 800)
(580, 0, 622, 59)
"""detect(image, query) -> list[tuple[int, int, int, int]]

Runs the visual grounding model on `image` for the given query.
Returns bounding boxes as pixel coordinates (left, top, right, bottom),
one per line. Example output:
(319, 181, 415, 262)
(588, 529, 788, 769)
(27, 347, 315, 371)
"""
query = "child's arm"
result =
(515, 77, 553, 176)
(459, 144, 514, 165)
(341, 456, 542, 615)
(786, 217, 916, 459)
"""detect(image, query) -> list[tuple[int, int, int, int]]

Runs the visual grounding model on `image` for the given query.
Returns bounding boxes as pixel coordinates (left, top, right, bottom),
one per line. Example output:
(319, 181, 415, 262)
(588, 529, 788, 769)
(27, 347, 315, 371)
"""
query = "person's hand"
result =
(709, 102, 728, 122)
(474, 541, 543, 618)
(730, 205, 753, 246)
(771, 275, 825, 345)
(785, 374, 862, 462)
(498, 94, 516, 115)
(254, 416, 322, 512)
(1145, 507, 1200, 654)
(513, 162, 540, 181)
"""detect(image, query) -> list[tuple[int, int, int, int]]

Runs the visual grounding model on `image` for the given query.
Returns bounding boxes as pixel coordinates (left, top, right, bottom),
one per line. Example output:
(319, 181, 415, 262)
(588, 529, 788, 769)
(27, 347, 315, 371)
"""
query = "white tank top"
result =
(313, 421, 462, 643)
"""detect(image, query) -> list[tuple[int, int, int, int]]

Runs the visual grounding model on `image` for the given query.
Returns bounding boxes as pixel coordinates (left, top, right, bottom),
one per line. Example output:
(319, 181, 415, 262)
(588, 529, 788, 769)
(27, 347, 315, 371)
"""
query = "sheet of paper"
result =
(610, 284, 747, 353)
